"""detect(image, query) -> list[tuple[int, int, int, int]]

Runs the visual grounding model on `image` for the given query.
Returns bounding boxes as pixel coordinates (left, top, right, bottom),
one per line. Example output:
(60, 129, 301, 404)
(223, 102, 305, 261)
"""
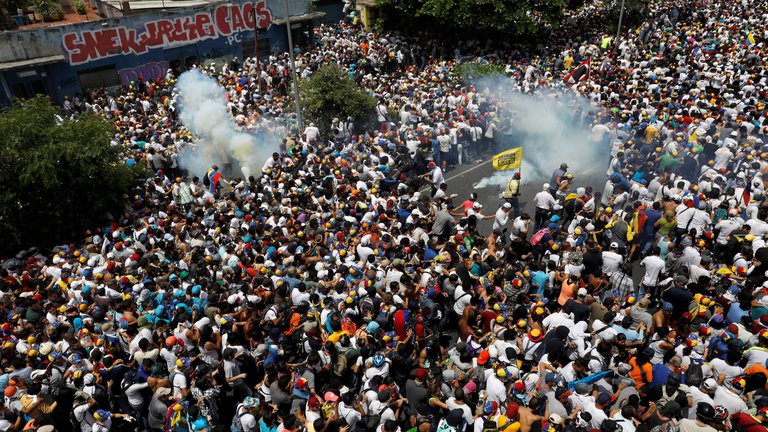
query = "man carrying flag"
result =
(204, 165, 225, 196)
(564, 58, 591, 87)
(747, 31, 756, 47)
(742, 177, 752, 208)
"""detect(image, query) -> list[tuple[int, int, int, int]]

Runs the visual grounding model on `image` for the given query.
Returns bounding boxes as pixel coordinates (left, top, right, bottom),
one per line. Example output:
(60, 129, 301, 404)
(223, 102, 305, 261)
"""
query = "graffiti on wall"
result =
(61, 1, 272, 65)
(117, 61, 169, 86)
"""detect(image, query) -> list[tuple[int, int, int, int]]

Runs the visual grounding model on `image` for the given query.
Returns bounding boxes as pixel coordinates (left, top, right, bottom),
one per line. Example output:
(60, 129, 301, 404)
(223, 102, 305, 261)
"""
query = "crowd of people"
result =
(5, 0, 768, 431)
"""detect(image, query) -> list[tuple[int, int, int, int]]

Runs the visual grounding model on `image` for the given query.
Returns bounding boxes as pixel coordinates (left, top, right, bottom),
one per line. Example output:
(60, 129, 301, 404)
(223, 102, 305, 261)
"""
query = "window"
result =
(77, 65, 120, 90)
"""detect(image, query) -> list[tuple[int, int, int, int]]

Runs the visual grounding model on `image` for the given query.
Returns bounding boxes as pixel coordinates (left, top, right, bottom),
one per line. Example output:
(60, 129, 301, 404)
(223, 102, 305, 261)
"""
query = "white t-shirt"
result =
(533, 191, 556, 210)
(713, 386, 748, 414)
(453, 286, 472, 315)
(446, 398, 473, 424)
(708, 359, 743, 383)
(601, 251, 623, 277)
(485, 375, 507, 404)
(640, 255, 665, 286)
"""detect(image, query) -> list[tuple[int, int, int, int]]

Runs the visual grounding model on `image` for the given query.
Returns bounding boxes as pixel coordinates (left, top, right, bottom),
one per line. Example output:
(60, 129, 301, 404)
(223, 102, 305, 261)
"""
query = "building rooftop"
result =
(17, 4, 102, 29)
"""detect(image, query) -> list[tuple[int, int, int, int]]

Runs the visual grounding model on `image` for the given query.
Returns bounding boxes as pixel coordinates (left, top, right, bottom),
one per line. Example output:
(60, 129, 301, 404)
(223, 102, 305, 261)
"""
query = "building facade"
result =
(0, 0, 320, 105)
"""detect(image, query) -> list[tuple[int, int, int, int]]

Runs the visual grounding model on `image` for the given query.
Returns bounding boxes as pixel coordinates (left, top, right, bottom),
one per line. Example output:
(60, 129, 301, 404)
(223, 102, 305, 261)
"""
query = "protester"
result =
(5, 0, 768, 431)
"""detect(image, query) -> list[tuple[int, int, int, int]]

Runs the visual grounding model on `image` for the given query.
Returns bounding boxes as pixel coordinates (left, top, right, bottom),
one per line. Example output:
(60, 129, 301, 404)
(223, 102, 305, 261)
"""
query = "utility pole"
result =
(252, 6, 259, 70)
(284, 0, 303, 132)
(615, 0, 625, 44)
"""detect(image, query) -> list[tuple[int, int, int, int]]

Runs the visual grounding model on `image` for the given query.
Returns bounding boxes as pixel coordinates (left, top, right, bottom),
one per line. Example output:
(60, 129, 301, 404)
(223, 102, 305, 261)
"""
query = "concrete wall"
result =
(0, 0, 307, 63)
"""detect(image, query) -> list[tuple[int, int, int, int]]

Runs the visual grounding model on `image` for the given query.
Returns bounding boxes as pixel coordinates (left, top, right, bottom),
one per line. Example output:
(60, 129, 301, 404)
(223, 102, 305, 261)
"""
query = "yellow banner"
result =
(492, 147, 523, 171)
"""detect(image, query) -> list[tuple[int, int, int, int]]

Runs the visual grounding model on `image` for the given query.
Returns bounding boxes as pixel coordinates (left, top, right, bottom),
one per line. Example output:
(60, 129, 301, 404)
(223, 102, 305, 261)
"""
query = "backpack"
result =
(482, 419, 499, 432)
(685, 361, 704, 387)
(530, 229, 549, 246)
(436, 418, 458, 432)
(231, 404, 250, 432)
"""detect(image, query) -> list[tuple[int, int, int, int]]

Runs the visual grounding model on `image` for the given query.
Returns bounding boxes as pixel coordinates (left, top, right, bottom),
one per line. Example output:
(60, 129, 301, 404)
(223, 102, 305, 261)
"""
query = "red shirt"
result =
(731, 412, 768, 432)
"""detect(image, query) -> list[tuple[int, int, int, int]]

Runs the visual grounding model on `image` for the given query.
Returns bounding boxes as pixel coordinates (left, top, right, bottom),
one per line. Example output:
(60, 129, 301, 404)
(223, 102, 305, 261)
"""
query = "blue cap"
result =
(662, 302, 674, 312)
(548, 223, 559, 230)
(366, 321, 380, 334)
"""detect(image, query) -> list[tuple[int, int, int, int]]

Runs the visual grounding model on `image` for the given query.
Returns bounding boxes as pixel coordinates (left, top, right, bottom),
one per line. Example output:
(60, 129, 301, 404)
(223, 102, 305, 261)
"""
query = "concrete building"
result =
(0, 0, 324, 105)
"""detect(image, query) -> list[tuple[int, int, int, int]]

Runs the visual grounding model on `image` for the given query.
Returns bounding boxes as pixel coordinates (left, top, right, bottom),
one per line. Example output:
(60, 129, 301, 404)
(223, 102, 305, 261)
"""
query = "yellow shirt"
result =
(327, 330, 349, 343)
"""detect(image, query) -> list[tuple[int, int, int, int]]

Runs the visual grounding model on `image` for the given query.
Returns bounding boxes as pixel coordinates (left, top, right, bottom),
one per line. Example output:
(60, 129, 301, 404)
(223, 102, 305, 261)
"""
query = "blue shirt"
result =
(531, 271, 549, 297)
(642, 209, 661, 235)
(651, 363, 685, 387)
(727, 302, 749, 324)
(613, 325, 644, 342)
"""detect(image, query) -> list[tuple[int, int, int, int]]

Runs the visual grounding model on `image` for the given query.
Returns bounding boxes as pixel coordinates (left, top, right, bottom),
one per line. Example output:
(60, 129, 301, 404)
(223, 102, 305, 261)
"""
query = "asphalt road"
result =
(440, 147, 653, 285)
(440, 145, 608, 234)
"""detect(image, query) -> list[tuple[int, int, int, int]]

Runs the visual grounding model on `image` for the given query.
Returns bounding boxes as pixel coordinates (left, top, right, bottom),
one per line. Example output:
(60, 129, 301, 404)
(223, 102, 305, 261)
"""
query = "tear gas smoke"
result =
(175, 70, 279, 179)
(472, 76, 605, 190)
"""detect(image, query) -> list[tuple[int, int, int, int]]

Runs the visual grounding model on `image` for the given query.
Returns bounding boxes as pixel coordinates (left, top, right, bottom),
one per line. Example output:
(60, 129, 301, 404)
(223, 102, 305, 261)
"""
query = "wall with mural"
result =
(0, 0, 312, 105)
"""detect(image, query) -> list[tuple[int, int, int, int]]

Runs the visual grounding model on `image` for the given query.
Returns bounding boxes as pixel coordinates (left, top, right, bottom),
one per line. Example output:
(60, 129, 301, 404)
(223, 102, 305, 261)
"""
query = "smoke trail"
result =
(175, 70, 280, 179)
(472, 76, 606, 190)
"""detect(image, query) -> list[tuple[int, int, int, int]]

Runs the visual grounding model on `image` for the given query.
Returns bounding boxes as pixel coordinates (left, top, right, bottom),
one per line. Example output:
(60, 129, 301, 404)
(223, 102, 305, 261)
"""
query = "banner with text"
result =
(62, 1, 272, 65)
(492, 147, 523, 171)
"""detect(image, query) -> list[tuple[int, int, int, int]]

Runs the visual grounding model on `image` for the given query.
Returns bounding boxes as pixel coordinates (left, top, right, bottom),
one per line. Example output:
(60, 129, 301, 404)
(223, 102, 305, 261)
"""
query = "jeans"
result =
(506, 197, 520, 218)
(535, 208, 549, 230)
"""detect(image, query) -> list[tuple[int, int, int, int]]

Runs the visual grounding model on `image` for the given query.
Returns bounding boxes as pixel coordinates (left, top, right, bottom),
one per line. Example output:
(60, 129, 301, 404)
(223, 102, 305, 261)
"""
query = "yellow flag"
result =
(492, 147, 523, 171)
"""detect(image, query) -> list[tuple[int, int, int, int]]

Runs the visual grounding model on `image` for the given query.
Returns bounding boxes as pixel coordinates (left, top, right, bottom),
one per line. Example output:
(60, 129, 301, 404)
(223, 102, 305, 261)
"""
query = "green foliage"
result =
(377, 0, 565, 35)
(454, 62, 507, 82)
(299, 65, 377, 137)
(601, 0, 648, 33)
(74, 0, 85, 14)
(0, 96, 144, 255)
(33, 0, 62, 20)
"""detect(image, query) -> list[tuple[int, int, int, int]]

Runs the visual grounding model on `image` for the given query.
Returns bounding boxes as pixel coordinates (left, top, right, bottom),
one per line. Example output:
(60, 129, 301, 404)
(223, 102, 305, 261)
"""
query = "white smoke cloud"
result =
(472, 77, 606, 190)
(175, 70, 280, 179)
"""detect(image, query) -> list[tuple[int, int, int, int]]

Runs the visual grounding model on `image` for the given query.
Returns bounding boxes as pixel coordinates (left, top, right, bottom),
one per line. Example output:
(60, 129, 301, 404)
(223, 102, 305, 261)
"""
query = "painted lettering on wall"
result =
(61, 1, 272, 65)
(117, 61, 169, 86)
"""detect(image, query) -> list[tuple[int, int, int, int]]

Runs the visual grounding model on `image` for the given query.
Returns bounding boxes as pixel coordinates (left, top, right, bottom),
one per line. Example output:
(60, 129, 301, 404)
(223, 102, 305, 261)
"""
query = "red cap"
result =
(727, 323, 739, 336)
(415, 368, 428, 381)
(308, 396, 321, 408)
(506, 402, 520, 418)
(477, 350, 490, 365)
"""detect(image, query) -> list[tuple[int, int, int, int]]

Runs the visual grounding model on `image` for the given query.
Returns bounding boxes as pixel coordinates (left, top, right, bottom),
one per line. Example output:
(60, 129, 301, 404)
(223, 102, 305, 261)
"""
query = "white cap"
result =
(502, 203, 512, 209)
(577, 288, 588, 297)
(610, 242, 619, 249)
(702, 378, 717, 391)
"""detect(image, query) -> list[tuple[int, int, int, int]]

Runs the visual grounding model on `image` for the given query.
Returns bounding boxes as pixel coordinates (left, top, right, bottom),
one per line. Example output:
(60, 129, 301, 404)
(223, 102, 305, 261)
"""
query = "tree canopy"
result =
(0, 96, 143, 255)
(377, 0, 566, 35)
(299, 65, 377, 137)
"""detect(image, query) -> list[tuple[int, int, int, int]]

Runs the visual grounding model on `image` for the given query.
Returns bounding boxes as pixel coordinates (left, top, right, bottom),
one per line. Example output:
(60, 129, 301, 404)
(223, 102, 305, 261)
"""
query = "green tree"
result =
(454, 61, 508, 83)
(0, 96, 144, 255)
(299, 65, 377, 137)
(377, 0, 565, 35)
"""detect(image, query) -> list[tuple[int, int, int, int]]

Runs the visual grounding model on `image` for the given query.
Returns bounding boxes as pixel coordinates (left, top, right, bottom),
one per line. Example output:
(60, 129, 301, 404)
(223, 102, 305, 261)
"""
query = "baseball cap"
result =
(483, 400, 499, 414)
(610, 242, 619, 249)
(548, 223, 559, 230)
(597, 392, 612, 405)
(702, 378, 717, 391)
(307, 396, 321, 409)
(415, 368, 428, 381)
(477, 350, 490, 365)
(577, 288, 588, 297)
(545, 372, 562, 383)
